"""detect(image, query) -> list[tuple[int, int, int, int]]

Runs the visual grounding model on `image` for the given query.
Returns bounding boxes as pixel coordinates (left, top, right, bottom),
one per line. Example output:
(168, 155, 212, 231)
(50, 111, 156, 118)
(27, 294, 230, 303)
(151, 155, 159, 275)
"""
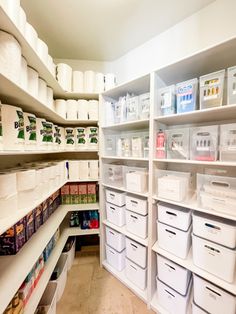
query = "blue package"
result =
(176, 78, 198, 113)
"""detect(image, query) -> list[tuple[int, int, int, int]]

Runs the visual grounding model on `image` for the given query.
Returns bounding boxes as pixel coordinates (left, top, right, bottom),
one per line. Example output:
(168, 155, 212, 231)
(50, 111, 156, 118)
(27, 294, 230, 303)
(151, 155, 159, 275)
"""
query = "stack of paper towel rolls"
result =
(64, 126, 98, 151)
(68, 160, 99, 181)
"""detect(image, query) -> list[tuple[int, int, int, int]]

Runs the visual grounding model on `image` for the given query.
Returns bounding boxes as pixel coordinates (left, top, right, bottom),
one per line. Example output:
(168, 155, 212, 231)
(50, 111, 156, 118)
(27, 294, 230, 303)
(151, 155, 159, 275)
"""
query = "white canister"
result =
(72, 71, 83, 92)
(86, 126, 98, 149)
(94, 72, 104, 93)
(23, 112, 37, 150)
(18, 6, 26, 35)
(56, 63, 72, 92)
(65, 128, 75, 149)
(36, 118, 48, 150)
(38, 78, 47, 104)
(36, 38, 48, 64)
(88, 100, 99, 120)
(105, 73, 116, 91)
(25, 22, 38, 51)
(55, 99, 67, 119)
(77, 99, 88, 120)
(47, 86, 54, 110)
(48, 55, 56, 77)
(27, 66, 39, 98)
(75, 127, 87, 150)
(20, 56, 28, 91)
(67, 99, 78, 120)
(84, 70, 95, 93)
(0, 0, 20, 27)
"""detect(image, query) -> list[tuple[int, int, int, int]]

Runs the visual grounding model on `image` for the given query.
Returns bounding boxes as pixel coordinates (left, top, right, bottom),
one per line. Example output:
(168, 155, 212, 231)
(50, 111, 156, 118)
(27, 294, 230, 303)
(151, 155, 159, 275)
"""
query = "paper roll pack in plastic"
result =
(0, 171, 17, 218)
(88, 100, 99, 120)
(36, 118, 47, 150)
(67, 99, 78, 120)
(19, 7, 26, 35)
(65, 128, 75, 149)
(53, 125, 59, 150)
(72, 71, 83, 92)
(1, 104, 25, 150)
(95, 72, 104, 93)
(0, 0, 20, 27)
(105, 73, 116, 91)
(89, 160, 99, 179)
(16, 168, 36, 210)
(56, 63, 72, 92)
(68, 160, 80, 181)
(38, 78, 47, 104)
(84, 71, 95, 93)
(20, 56, 28, 90)
(27, 66, 39, 98)
(24, 112, 37, 150)
(57, 126, 65, 150)
(79, 161, 89, 180)
(0, 30, 21, 85)
(75, 127, 87, 150)
(25, 22, 38, 51)
(77, 99, 88, 120)
(55, 99, 67, 119)
(46, 86, 54, 110)
(36, 38, 48, 64)
(87, 126, 99, 149)
(46, 121, 54, 149)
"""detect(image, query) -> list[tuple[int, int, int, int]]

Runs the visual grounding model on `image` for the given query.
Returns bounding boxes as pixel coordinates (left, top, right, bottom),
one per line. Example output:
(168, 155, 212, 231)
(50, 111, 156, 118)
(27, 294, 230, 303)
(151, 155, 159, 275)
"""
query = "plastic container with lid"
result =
(176, 78, 198, 113)
(158, 85, 176, 116)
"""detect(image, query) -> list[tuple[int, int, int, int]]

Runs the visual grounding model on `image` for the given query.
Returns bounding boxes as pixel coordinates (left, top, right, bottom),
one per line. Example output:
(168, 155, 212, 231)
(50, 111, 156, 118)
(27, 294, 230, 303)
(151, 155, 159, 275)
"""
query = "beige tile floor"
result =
(57, 248, 155, 314)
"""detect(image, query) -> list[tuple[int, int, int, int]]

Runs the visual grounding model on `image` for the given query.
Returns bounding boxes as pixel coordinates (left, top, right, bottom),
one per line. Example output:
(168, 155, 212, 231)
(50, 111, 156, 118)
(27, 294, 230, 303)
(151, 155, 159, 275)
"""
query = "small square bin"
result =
(166, 127, 190, 160)
(176, 78, 198, 113)
(158, 85, 176, 116)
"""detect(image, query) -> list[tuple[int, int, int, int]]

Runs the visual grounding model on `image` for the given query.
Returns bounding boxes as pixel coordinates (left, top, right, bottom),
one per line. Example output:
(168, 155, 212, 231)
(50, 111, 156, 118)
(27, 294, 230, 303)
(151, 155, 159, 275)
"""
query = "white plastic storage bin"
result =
(63, 238, 76, 271)
(166, 127, 190, 160)
(176, 78, 198, 113)
(125, 237, 147, 268)
(105, 244, 126, 271)
(116, 135, 131, 157)
(125, 257, 147, 290)
(192, 302, 208, 314)
(126, 209, 148, 239)
(158, 202, 192, 231)
(126, 96, 139, 121)
(105, 226, 125, 252)
(156, 277, 192, 314)
(192, 234, 236, 283)
(157, 221, 192, 259)
(104, 134, 117, 156)
(158, 85, 176, 116)
(51, 254, 68, 302)
(157, 254, 191, 295)
(131, 132, 145, 158)
(125, 194, 148, 215)
(190, 125, 218, 161)
(193, 274, 236, 314)
(37, 282, 57, 314)
(156, 170, 193, 202)
(200, 70, 225, 109)
(227, 66, 236, 105)
(124, 166, 148, 193)
(197, 173, 236, 216)
(139, 92, 150, 119)
(106, 202, 126, 227)
(103, 163, 124, 187)
(192, 211, 236, 249)
(220, 123, 236, 161)
(105, 188, 126, 207)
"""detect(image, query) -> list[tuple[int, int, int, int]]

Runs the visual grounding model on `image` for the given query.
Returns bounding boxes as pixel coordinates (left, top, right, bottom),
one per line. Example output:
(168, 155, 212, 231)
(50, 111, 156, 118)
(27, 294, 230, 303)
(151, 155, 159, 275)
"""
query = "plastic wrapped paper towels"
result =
(56, 63, 72, 92)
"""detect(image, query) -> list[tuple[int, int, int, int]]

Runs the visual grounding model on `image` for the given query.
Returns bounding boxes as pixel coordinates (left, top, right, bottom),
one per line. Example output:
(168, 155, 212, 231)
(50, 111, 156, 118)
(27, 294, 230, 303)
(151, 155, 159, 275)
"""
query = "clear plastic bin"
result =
(126, 96, 139, 121)
(116, 135, 131, 157)
(197, 173, 236, 215)
(220, 123, 236, 161)
(143, 134, 149, 158)
(131, 133, 144, 158)
(190, 125, 218, 161)
(200, 70, 225, 109)
(104, 134, 117, 156)
(124, 166, 148, 193)
(158, 85, 176, 116)
(103, 163, 124, 187)
(166, 127, 190, 160)
(156, 129, 166, 159)
(139, 92, 150, 119)
(176, 78, 198, 113)
(227, 66, 236, 105)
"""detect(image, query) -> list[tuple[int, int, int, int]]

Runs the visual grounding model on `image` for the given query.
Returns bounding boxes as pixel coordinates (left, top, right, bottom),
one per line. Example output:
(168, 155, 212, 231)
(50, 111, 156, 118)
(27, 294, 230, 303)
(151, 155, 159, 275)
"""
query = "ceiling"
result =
(21, 0, 215, 61)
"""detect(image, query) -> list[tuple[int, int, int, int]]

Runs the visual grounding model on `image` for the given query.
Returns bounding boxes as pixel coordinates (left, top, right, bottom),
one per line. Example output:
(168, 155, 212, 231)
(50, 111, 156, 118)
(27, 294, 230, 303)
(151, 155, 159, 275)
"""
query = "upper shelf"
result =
(102, 119, 149, 131)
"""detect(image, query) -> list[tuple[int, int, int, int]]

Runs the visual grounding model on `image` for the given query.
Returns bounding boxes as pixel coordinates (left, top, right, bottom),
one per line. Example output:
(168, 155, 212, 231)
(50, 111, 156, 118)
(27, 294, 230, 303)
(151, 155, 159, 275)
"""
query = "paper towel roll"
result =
(24, 112, 37, 150)
(105, 73, 116, 91)
(47, 86, 54, 110)
(89, 160, 99, 179)
(46, 121, 53, 150)
(48, 55, 56, 77)
(36, 117, 47, 150)
(0, 0, 20, 27)
(57, 126, 65, 150)
(75, 127, 87, 150)
(72, 71, 84, 92)
(84, 71, 95, 93)
(55, 99, 67, 119)
(88, 100, 99, 120)
(20, 56, 28, 90)
(16, 168, 36, 191)
(67, 99, 78, 120)
(77, 99, 88, 120)
(65, 128, 75, 149)
(2, 104, 25, 150)
(0, 30, 21, 85)
(0, 172, 17, 197)
(25, 22, 38, 51)
(0, 103, 2, 150)
(27, 66, 39, 98)
(53, 124, 59, 150)
(19, 6, 26, 35)
(86, 126, 99, 150)
(56, 63, 72, 92)
(79, 161, 89, 180)
(38, 78, 47, 104)
(68, 160, 80, 181)
(37, 38, 48, 64)
(95, 72, 104, 93)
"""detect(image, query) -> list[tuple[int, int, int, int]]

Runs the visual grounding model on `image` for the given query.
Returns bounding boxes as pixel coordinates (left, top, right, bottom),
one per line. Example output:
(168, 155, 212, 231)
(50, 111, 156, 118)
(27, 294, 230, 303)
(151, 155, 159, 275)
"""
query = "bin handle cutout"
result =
(166, 211, 177, 216)
(211, 181, 230, 188)
(164, 289, 175, 298)
(165, 263, 175, 270)
(165, 229, 176, 235)
(205, 223, 221, 230)
(206, 286, 221, 297)
(131, 215, 138, 219)
(130, 243, 138, 249)
(204, 245, 220, 253)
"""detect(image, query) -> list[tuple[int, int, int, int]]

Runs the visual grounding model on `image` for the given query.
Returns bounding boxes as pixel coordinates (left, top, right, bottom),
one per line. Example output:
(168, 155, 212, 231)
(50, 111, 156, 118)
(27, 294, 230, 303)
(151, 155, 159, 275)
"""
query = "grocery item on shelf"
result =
(61, 182, 98, 205)
(0, 171, 18, 218)
(65, 127, 75, 149)
(1, 0, 21, 27)
(56, 63, 72, 92)
(94, 72, 104, 93)
(139, 92, 150, 119)
(36, 38, 49, 65)
(25, 22, 38, 51)
(20, 56, 28, 90)
(84, 70, 95, 93)
(23, 112, 37, 150)
(77, 99, 88, 120)
(156, 129, 166, 159)
(166, 127, 190, 160)
(72, 70, 83, 92)
(38, 78, 47, 105)
(227, 65, 236, 105)
(126, 95, 139, 121)
(220, 123, 236, 161)
(176, 78, 198, 113)
(27, 66, 39, 98)
(103, 163, 124, 187)
(104, 73, 116, 91)
(125, 166, 148, 193)
(69, 210, 99, 229)
(158, 85, 176, 116)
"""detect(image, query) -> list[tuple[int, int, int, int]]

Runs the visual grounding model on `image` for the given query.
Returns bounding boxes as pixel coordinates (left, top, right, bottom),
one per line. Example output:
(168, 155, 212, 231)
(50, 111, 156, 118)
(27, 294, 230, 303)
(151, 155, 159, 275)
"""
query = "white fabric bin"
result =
(37, 281, 57, 314)
(51, 254, 68, 302)
(125, 237, 147, 268)
(106, 202, 126, 227)
(125, 257, 147, 290)
(157, 221, 192, 259)
(156, 277, 192, 314)
(105, 226, 125, 252)
(106, 244, 126, 271)
(126, 210, 148, 239)
(193, 211, 236, 249)
(63, 238, 76, 271)
(193, 274, 236, 314)
(158, 202, 192, 231)
(192, 302, 208, 314)
(105, 189, 126, 207)
(125, 194, 148, 215)
(192, 234, 236, 283)
(157, 254, 191, 295)
(125, 167, 148, 193)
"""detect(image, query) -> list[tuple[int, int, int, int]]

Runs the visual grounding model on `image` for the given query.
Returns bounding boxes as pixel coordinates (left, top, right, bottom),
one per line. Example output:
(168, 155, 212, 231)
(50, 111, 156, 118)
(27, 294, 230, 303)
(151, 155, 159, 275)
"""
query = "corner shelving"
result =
(101, 156, 148, 162)
(102, 119, 149, 131)
(102, 183, 148, 198)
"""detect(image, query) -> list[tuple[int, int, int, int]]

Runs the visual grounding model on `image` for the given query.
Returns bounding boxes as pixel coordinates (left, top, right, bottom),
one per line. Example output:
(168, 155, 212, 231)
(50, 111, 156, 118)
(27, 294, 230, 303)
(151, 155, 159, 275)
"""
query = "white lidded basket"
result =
(106, 202, 126, 227)
(105, 244, 126, 271)
(125, 237, 147, 268)
(105, 226, 125, 252)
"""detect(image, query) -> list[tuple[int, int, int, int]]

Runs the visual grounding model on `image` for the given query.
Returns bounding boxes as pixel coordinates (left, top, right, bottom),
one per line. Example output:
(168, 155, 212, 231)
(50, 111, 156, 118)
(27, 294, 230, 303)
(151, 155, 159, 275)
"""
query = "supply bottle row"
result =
(0, 103, 99, 151)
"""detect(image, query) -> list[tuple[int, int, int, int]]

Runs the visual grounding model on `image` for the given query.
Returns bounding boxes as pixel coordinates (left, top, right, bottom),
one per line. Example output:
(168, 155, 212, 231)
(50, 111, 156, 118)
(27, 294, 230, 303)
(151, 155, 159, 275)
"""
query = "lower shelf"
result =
(67, 227, 100, 236)
(102, 260, 147, 303)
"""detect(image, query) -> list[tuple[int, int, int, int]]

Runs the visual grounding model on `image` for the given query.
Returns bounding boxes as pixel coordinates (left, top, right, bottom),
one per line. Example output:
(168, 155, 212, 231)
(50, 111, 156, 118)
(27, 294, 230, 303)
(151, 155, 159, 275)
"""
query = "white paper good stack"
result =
(0, 102, 3, 151)
(84, 71, 95, 93)
(68, 160, 80, 181)
(67, 100, 78, 120)
(0, 0, 21, 27)
(24, 112, 37, 150)
(77, 99, 88, 120)
(105, 73, 116, 91)
(89, 160, 99, 179)
(88, 100, 99, 120)
(47, 86, 54, 110)
(36, 118, 48, 150)
(16, 168, 36, 210)
(95, 72, 104, 93)
(75, 127, 87, 150)
(57, 126, 65, 150)
(27, 66, 39, 98)
(38, 78, 47, 104)
(25, 22, 38, 51)
(20, 56, 28, 90)
(36, 38, 48, 65)
(86, 126, 99, 150)
(0, 171, 17, 218)
(55, 99, 67, 119)
(72, 71, 83, 92)
(56, 63, 72, 92)
(65, 127, 75, 150)
(79, 161, 89, 180)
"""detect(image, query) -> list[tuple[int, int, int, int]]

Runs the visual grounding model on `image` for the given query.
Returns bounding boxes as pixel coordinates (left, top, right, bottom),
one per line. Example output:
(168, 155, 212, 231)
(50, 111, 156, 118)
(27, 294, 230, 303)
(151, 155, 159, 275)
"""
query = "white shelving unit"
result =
(102, 183, 149, 198)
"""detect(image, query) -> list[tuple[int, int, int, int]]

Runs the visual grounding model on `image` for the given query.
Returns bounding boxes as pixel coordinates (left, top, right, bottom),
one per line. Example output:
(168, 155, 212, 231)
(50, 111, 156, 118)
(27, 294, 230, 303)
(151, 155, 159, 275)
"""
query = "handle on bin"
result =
(165, 229, 176, 235)
(204, 245, 220, 253)
(166, 211, 177, 217)
(110, 206, 116, 211)
(206, 286, 221, 297)
(164, 289, 175, 298)
(131, 200, 138, 204)
(205, 222, 221, 230)
(109, 193, 115, 197)
(130, 243, 138, 249)
(211, 180, 230, 188)
(130, 264, 137, 271)
(131, 215, 138, 219)
(109, 250, 115, 255)
(109, 231, 115, 235)
(165, 263, 176, 271)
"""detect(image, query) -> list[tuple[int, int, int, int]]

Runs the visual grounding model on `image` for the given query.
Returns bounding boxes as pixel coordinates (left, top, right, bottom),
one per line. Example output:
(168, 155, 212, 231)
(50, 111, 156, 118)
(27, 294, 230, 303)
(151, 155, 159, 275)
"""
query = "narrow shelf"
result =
(67, 227, 99, 236)
(103, 220, 148, 246)
(102, 183, 148, 198)
(61, 203, 99, 212)
(153, 158, 236, 167)
(154, 104, 236, 125)
(58, 91, 99, 100)
(102, 260, 147, 303)
(101, 156, 148, 162)
(150, 293, 169, 314)
(68, 179, 99, 183)
(152, 242, 236, 295)
(102, 119, 149, 131)
(0, 149, 98, 156)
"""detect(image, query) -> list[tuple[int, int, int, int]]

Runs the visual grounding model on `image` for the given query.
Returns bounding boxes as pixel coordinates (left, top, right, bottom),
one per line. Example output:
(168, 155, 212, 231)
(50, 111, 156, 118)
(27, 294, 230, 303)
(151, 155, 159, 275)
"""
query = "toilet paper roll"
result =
(16, 168, 36, 191)
(72, 71, 83, 92)
(95, 72, 104, 93)
(88, 100, 99, 120)
(2, 104, 25, 150)
(38, 78, 47, 104)
(84, 71, 95, 93)
(47, 86, 54, 110)
(37, 38, 48, 64)
(19, 6, 26, 35)
(36, 117, 47, 150)
(27, 66, 39, 98)
(75, 127, 87, 150)
(79, 161, 89, 180)
(57, 126, 65, 150)
(24, 112, 37, 150)
(89, 160, 99, 179)
(0, 172, 17, 197)
(56, 63, 72, 92)
(86, 126, 99, 149)
(67, 99, 78, 120)
(65, 128, 75, 149)
(77, 99, 88, 120)
(54, 99, 67, 119)
(20, 56, 28, 90)
(0, 30, 21, 85)
(46, 121, 53, 149)
(105, 73, 116, 91)
(68, 160, 80, 181)
(0, 102, 3, 150)
(0, 0, 20, 27)
(25, 22, 38, 51)
(48, 55, 56, 77)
